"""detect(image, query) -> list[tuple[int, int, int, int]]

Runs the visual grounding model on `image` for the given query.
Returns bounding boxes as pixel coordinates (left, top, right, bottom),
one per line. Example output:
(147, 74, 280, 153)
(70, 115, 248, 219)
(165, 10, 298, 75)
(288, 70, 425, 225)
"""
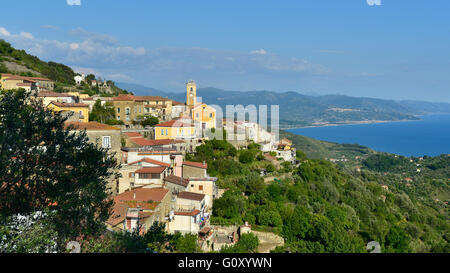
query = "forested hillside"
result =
(185, 138, 449, 253)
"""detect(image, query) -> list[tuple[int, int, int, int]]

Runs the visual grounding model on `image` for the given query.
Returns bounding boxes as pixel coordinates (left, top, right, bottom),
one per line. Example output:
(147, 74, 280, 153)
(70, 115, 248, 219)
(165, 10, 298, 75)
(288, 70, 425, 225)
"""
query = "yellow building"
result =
(154, 118, 195, 140)
(111, 94, 173, 125)
(0, 74, 54, 91)
(192, 103, 216, 129)
(48, 102, 89, 123)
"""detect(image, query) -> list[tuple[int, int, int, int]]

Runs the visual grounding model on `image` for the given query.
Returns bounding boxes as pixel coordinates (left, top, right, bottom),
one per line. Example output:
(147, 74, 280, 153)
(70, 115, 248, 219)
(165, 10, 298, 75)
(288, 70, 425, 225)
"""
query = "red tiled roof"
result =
(164, 175, 189, 187)
(112, 94, 170, 102)
(129, 138, 157, 146)
(114, 188, 169, 203)
(183, 161, 207, 169)
(134, 138, 184, 147)
(124, 132, 142, 138)
(65, 121, 121, 131)
(135, 167, 166, 174)
(171, 100, 184, 106)
(177, 191, 205, 201)
(199, 226, 212, 234)
(106, 203, 128, 226)
(50, 102, 89, 108)
(128, 158, 171, 168)
(174, 209, 201, 216)
(2, 74, 52, 82)
(155, 118, 194, 128)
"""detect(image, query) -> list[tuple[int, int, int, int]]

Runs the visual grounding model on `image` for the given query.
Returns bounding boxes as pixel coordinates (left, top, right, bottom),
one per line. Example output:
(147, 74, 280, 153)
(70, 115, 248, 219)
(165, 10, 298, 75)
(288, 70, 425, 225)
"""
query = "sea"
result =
(286, 114, 450, 157)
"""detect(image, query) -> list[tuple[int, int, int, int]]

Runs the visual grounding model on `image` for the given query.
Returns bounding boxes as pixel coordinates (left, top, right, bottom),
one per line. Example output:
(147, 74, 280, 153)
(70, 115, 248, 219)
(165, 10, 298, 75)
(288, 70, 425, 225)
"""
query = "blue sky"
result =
(1, 0, 449, 102)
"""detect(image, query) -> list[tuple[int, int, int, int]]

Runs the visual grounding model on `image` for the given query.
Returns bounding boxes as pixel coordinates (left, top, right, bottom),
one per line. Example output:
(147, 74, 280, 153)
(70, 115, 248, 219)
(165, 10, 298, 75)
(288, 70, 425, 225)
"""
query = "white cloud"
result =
(19, 32, 34, 40)
(67, 0, 81, 6)
(0, 26, 329, 89)
(250, 49, 267, 55)
(366, 0, 381, 6)
(0, 27, 11, 37)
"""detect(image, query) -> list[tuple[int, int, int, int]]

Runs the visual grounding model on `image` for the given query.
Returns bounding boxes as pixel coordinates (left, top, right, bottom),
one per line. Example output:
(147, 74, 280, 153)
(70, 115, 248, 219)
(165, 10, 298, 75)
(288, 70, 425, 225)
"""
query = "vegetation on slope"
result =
(186, 137, 449, 253)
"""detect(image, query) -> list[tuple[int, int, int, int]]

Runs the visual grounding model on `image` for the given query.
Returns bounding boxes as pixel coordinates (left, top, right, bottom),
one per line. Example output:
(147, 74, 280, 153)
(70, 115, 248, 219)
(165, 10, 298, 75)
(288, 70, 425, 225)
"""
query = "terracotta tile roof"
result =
(1, 74, 52, 82)
(183, 161, 207, 169)
(135, 96, 170, 102)
(114, 188, 169, 203)
(128, 158, 171, 168)
(106, 203, 128, 226)
(65, 121, 120, 131)
(112, 94, 170, 102)
(171, 100, 184, 106)
(129, 138, 157, 146)
(124, 132, 142, 138)
(164, 175, 189, 187)
(174, 209, 201, 216)
(112, 94, 135, 101)
(135, 167, 166, 174)
(130, 138, 184, 147)
(199, 226, 212, 234)
(155, 118, 194, 128)
(177, 191, 205, 201)
(50, 102, 89, 108)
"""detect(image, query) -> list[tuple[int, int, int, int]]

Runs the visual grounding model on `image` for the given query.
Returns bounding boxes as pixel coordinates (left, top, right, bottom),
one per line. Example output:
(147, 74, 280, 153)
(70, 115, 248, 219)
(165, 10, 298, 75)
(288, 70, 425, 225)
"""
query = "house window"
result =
(165, 129, 168, 135)
(117, 116, 121, 120)
(199, 185, 203, 191)
(209, 113, 213, 118)
(129, 172, 135, 178)
(117, 108, 121, 113)
(102, 136, 111, 148)
(196, 113, 199, 118)
(126, 108, 130, 115)
(139, 173, 149, 179)
(161, 129, 164, 135)
(152, 173, 160, 179)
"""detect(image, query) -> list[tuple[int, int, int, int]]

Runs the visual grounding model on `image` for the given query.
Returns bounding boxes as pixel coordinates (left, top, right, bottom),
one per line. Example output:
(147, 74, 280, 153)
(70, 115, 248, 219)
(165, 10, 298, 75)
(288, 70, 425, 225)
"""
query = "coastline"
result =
(281, 117, 422, 130)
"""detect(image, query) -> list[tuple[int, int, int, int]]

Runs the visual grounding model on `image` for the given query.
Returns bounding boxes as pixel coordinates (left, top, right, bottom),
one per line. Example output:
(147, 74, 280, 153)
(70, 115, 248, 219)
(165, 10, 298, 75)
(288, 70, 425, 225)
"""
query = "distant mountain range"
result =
(116, 84, 450, 128)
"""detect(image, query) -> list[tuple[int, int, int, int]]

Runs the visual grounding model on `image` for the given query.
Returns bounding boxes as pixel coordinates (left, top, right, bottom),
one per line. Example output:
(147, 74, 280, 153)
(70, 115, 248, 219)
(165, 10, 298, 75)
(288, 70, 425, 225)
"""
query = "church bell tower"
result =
(186, 80, 196, 108)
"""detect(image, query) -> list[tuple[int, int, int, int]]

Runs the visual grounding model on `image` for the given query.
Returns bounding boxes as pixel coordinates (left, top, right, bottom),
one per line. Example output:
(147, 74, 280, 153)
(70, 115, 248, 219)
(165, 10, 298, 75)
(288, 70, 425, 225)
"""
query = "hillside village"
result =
(0, 72, 295, 252)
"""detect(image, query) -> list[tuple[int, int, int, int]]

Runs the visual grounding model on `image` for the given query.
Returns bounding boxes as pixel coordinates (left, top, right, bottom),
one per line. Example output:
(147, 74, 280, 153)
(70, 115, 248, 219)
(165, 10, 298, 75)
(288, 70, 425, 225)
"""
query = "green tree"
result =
(239, 149, 256, 164)
(0, 90, 118, 251)
(220, 233, 259, 253)
(89, 99, 116, 124)
(174, 233, 200, 253)
(385, 226, 411, 253)
(140, 115, 159, 127)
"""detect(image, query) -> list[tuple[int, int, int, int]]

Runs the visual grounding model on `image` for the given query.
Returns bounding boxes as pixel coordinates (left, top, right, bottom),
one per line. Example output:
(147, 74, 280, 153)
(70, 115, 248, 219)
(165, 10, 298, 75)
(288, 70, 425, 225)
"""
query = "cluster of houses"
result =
(0, 73, 55, 93)
(2, 75, 297, 246)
